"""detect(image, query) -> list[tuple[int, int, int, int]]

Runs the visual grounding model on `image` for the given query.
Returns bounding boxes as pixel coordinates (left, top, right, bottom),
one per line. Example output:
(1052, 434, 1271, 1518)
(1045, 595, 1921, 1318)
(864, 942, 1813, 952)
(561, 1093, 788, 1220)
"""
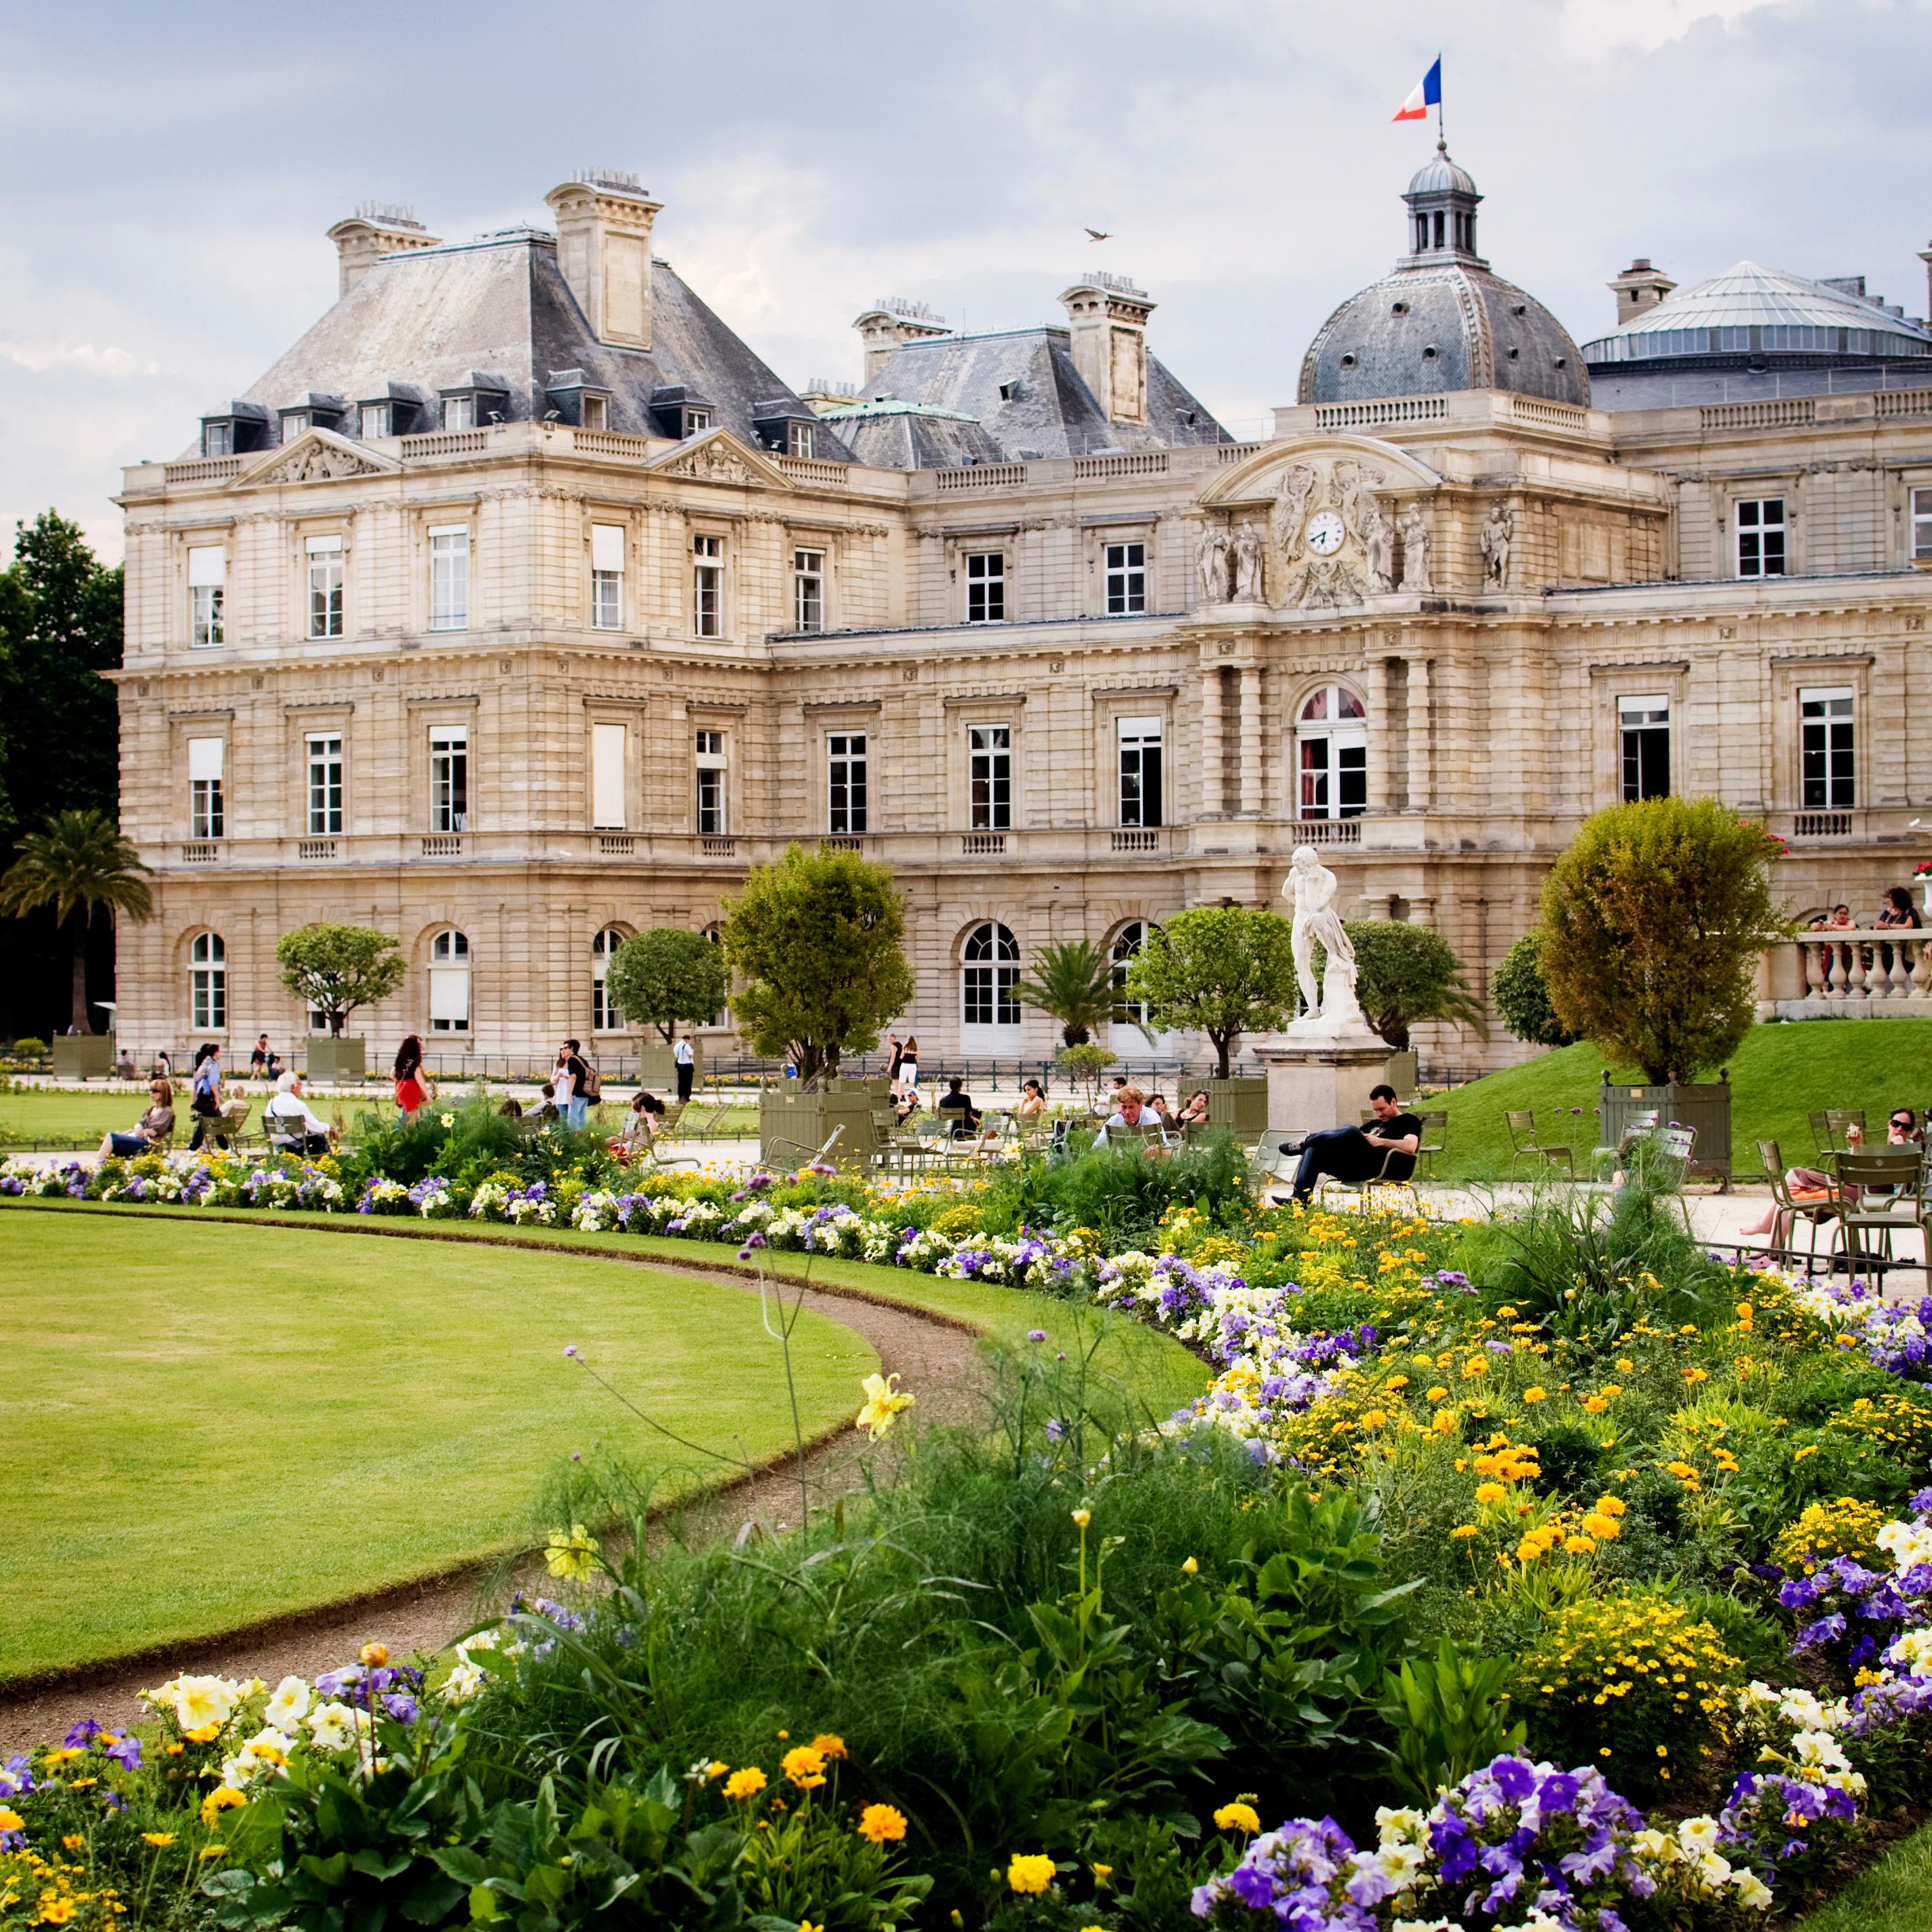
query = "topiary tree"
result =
(1539, 797, 1788, 1085)
(1056, 1040, 1119, 1105)
(1492, 930, 1577, 1049)
(722, 845, 915, 1088)
(1316, 919, 1488, 1052)
(1119, 904, 1298, 1079)
(274, 923, 406, 1037)
(1013, 939, 1115, 1046)
(603, 928, 729, 1043)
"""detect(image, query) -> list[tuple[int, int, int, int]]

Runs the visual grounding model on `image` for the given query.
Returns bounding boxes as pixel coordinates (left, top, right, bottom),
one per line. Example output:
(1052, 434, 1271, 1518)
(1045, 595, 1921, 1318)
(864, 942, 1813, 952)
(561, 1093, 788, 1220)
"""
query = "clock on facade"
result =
(1305, 510, 1346, 557)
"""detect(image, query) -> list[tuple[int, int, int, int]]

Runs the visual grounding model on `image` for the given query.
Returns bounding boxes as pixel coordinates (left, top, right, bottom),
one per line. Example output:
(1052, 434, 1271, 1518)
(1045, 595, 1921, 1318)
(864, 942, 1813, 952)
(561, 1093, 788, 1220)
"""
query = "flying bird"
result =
(1084, 227, 1111, 242)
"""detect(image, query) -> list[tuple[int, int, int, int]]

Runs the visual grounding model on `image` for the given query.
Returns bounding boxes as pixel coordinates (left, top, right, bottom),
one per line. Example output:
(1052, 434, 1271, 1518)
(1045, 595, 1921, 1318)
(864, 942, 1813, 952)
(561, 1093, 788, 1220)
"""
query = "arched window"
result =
(961, 922, 1020, 1035)
(189, 932, 225, 1031)
(429, 929, 470, 1033)
(592, 927, 626, 1031)
(701, 923, 726, 1026)
(1110, 921, 1151, 1028)
(1296, 684, 1368, 820)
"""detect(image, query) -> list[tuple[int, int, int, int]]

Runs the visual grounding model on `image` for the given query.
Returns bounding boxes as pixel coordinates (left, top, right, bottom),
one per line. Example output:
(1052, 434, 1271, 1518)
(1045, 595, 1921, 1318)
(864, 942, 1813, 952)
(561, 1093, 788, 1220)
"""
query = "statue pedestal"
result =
(1254, 1026, 1391, 1138)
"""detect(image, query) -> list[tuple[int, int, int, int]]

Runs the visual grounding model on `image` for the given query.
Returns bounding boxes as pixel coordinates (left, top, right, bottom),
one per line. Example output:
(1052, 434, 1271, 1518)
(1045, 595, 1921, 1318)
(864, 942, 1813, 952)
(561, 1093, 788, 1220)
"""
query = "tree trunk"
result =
(70, 935, 92, 1034)
(1212, 1031, 1231, 1079)
(331, 1009, 346, 1037)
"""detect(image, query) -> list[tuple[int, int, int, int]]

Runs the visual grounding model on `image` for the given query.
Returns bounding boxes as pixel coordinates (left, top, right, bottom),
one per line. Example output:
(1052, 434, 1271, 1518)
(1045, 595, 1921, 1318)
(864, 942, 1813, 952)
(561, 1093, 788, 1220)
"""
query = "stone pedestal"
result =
(1254, 1030, 1393, 1138)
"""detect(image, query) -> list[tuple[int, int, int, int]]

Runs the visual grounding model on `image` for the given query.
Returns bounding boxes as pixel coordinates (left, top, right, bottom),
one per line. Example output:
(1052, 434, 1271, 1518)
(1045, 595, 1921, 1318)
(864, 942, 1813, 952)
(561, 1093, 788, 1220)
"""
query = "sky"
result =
(3, 0, 1930, 562)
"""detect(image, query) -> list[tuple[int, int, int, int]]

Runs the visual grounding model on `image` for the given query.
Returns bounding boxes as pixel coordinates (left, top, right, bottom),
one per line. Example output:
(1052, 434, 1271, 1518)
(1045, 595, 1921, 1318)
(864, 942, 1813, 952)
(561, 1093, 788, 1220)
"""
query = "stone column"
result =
(1406, 657, 1432, 811)
(1366, 656, 1393, 813)
(1239, 664, 1262, 817)
(1199, 664, 1224, 819)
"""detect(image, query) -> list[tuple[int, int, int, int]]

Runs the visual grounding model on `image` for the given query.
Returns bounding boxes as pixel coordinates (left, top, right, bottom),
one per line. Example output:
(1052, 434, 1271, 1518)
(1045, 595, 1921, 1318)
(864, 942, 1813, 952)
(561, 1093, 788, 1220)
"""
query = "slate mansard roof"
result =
(840, 326, 1232, 467)
(217, 229, 853, 459)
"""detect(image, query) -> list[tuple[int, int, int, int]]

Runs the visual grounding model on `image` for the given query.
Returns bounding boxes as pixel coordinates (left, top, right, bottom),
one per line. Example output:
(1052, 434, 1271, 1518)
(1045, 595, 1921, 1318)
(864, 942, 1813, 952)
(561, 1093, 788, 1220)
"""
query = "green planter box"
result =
(304, 1037, 367, 1085)
(51, 1035, 116, 1079)
(634, 1040, 704, 1091)
(1597, 1079, 1733, 1186)
(758, 1089, 878, 1170)
(1207, 1077, 1269, 1140)
(1382, 1051, 1418, 1097)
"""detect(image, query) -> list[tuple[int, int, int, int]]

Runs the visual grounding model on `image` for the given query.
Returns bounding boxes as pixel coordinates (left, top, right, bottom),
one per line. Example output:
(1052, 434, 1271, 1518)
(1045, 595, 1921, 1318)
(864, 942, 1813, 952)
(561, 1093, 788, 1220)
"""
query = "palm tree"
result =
(1011, 939, 1117, 1046)
(0, 809, 155, 1034)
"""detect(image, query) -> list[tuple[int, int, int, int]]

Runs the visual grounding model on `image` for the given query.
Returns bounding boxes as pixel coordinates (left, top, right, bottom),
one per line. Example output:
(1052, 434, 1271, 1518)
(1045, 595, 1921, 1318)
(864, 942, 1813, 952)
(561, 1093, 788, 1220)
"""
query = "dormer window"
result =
(443, 394, 475, 431)
(582, 394, 608, 432)
(685, 408, 712, 435)
(360, 402, 391, 440)
(788, 421, 813, 459)
(440, 375, 509, 431)
(197, 400, 271, 457)
(204, 421, 233, 458)
(998, 381, 1019, 402)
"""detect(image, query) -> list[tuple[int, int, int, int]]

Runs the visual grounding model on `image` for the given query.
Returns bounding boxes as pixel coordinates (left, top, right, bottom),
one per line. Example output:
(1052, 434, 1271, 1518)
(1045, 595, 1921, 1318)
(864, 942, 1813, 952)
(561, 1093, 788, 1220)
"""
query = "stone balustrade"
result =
(1760, 929, 1932, 1016)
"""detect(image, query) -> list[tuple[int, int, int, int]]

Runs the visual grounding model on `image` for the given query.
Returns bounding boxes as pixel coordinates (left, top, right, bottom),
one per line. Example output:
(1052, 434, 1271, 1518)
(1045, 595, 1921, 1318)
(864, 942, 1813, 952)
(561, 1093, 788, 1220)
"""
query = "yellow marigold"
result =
(1581, 1513, 1620, 1541)
(723, 1767, 768, 1801)
(183, 1724, 222, 1745)
(1474, 1482, 1507, 1505)
(781, 1745, 828, 1790)
(1426, 1386, 1448, 1402)
(1450, 1525, 1480, 1539)
(1565, 1534, 1598, 1555)
(1360, 1409, 1389, 1429)
(141, 1834, 175, 1848)
(1523, 1387, 1548, 1404)
(857, 1804, 908, 1844)
(198, 1788, 247, 1829)
(1583, 1395, 1609, 1414)
(39, 1903, 75, 1927)
(1214, 1802, 1262, 1834)
(1007, 1853, 1057, 1895)
(1683, 1367, 1710, 1385)
(809, 1734, 848, 1761)
(360, 1643, 389, 1667)
(1384, 1376, 1410, 1391)
(1463, 1356, 1488, 1379)
(0, 1810, 24, 1833)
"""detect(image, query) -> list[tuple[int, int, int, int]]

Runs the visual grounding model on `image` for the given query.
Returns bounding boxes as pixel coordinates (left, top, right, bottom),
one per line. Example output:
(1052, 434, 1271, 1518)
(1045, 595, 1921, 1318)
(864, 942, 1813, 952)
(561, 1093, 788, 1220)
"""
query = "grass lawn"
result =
(1433, 1018, 1932, 1182)
(1793, 1823, 1932, 1931)
(0, 1213, 878, 1684)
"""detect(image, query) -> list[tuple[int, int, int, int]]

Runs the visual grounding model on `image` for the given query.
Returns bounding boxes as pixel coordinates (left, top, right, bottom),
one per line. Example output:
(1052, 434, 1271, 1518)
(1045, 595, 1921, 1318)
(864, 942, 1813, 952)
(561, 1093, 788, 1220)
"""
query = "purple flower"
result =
(63, 1719, 102, 1749)
(104, 1735, 142, 1770)
(0, 1754, 35, 1799)
(1490, 1756, 1539, 1804)
(382, 1693, 420, 1724)
(743, 1231, 768, 1250)
(564, 1344, 579, 1358)
(1045, 1418, 1066, 1442)
(1028, 1329, 1048, 1343)
(748, 1172, 775, 1191)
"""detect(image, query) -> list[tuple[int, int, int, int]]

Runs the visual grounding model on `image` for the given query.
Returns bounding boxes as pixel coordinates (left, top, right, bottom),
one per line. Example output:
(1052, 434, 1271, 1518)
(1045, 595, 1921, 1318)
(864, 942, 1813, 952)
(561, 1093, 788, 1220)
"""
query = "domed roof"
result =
(1298, 146, 1591, 409)
(1581, 260, 1932, 364)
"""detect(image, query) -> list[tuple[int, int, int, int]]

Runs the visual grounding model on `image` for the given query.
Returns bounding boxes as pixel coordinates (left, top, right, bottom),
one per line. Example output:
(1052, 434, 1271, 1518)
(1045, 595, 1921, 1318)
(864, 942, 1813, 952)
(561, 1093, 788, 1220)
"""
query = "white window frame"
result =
(1912, 486, 1932, 562)
(1294, 683, 1368, 821)
(788, 421, 814, 459)
(961, 921, 1022, 1039)
(305, 733, 343, 835)
(968, 722, 1011, 830)
(1104, 539, 1147, 616)
(188, 545, 225, 649)
(1617, 694, 1670, 803)
(429, 724, 469, 832)
(428, 929, 470, 1032)
(1735, 497, 1787, 579)
(1117, 715, 1163, 828)
(695, 729, 728, 834)
(189, 931, 226, 1031)
(592, 926, 625, 1032)
(306, 535, 343, 640)
(685, 407, 712, 435)
(429, 525, 469, 632)
(591, 522, 625, 631)
(360, 402, 390, 441)
(581, 393, 609, 432)
(1800, 686, 1855, 810)
(282, 412, 309, 441)
(692, 533, 722, 638)
(828, 731, 867, 834)
(592, 721, 627, 830)
(965, 551, 1005, 623)
(203, 421, 233, 459)
(188, 735, 225, 841)
(793, 547, 825, 633)
(442, 393, 476, 431)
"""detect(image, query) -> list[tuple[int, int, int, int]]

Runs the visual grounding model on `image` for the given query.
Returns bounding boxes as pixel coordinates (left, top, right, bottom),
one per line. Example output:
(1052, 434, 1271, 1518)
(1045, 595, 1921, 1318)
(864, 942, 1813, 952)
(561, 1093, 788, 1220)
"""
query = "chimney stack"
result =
(1608, 258, 1676, 328)
(326, 204, 440, 299)
(1058, 273, 1154, 425)
(545, 170, 663, 350)
(853, 299, 952, 389)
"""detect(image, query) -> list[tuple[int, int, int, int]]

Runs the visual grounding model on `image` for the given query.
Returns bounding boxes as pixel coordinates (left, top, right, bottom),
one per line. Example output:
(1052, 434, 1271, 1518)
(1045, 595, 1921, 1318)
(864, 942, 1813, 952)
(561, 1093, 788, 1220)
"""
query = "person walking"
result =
(559, 1039, 591, 1132)
(674, 1032, 695, 1103)
(188, 1043, 228, 1153)
(885, 1030, 904, 1098)
(898, 1034, 920, 1105)
(248, 1034, 271, 1078)
(393, 1035, 427, 1121)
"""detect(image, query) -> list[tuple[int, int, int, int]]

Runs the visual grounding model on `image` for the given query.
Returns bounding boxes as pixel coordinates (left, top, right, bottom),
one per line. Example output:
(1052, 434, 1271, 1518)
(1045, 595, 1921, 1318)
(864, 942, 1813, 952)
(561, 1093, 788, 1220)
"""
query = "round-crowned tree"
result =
(1491, 930, 1577, 1049)
(603, 928, 729, 1043)
(1120, 905, 1298, 1078)
(1317, 919, 1487, 1052)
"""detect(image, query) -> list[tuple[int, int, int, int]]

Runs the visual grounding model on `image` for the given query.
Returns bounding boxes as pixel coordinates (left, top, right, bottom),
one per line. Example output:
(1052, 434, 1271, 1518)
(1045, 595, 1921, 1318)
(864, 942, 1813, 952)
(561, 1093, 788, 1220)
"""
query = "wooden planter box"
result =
(1598, 1078, 1733, 1186)
(1381, 1050, 1419, 1097)
(303, 1037, 367, 1085)
(634, 1040, 704, 1091)
(1206, 1077, 1269, 1140)
(758, 1089, 878, 1170)
(51, 1035, 116, 1079)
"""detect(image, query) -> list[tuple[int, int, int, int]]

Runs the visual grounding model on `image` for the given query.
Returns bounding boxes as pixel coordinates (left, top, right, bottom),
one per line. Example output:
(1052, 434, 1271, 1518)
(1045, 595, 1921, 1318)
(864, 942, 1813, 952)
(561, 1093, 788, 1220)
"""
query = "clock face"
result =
(1305, 509, 1346, 557)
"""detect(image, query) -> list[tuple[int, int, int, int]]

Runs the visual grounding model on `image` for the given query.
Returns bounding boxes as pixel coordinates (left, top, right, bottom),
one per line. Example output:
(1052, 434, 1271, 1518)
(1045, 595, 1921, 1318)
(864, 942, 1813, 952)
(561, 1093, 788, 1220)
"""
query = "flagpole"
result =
(1435, 54, 1444, 147)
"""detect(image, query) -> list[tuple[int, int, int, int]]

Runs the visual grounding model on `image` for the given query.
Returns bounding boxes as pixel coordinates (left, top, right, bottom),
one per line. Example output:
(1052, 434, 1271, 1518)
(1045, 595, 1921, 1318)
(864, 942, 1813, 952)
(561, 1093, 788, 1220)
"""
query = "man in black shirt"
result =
(936, 1076, 981, 1138)
(1282, 1085, 1423, 1204)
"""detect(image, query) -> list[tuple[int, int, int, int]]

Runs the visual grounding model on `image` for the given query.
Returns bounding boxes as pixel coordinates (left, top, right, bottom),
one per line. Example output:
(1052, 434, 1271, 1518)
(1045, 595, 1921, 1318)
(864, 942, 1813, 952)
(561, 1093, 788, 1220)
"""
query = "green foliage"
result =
(1375, 1636, 1528, 1803)
(1121, 906, 1298, 1078)
(273, 923, 406, 1037)
(1540, 796, 1788, 1083)
(1317, 919, 1488, 1051)
(723, 846, 915, 1086)
(1013, 939, 1118, 1046)
(1055, 1041, 1118, 1105)
(603, 928, 729, 1043)
(12, 1035, 46, 1059)
(985, 1133, 1251, 1242)
(1492, 929, 1577, 1049)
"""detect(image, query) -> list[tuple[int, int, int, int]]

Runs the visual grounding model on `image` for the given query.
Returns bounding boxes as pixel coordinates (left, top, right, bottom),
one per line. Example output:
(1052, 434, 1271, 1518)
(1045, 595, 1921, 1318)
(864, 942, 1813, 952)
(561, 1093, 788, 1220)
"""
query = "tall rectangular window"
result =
(1117, 716, 1164, 828)
(591, 523, 625, 630)
(306, 535, 343, 640)
(429, 525, 469, 630)
(592, 722, 627, 829)
(429, 724, 469, 832)
(581, 393, 608, 431)
(1912, 487, 1932, 561)
(793, 548, 824, 633)
(1104, 540, 1147, 615)
(1618, 695, 1671, 802)
(692, 533, 722, 637)
(969, 723, 1011, 830)
(360, 402, 389, 440)
(188, 545, 225, 647)
(188, 737, 224, 840)
(443, 393, 476, 431)
(1735, 497, 1786, 578)
(695, 729, 727, 834)
(203, 421, 233, 459)
(306, 733, 343, 835)
(965, 552, 1005, 623)
(1800, 687, 1855, 809)
(828, 733, 867, 834)
(788, 422, 815, 458)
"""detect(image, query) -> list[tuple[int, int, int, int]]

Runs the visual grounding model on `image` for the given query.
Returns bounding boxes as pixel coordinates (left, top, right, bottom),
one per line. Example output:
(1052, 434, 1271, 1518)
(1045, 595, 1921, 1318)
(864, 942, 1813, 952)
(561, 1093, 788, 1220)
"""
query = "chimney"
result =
(1607, 258, 1676, 328)
(544, 170, 663, 350)
(1058, 272, 1155, 425)
(853, 299, 951, 388)
(326, 203, 440, 299)
(1917, 242, 1932, 326)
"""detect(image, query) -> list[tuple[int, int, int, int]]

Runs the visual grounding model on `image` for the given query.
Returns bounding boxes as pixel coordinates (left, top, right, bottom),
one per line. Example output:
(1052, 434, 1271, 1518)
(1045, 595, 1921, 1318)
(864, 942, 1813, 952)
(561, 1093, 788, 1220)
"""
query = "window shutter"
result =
(188, 737, 224, 781)
(429, 970, 469, 1024)
(306, 535, 343, 555)
(591, 524, 625, 572)
(592, 722, 626, 829)
(187, 546, 226, 587)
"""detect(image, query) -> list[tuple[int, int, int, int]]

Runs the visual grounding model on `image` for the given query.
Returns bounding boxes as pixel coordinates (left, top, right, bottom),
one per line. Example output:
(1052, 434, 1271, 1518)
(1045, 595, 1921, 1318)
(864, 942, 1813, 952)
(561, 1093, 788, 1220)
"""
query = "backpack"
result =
(579, 1058, 602, 1102)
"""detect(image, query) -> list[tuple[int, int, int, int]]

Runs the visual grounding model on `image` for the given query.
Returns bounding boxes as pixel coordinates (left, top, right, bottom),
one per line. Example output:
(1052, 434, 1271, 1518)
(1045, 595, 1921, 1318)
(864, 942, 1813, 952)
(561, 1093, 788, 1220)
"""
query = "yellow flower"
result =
(544, 1524, 600, 1583)
(1092, 1864, 1114, 1887)
(1583, 1395, 1608, 1414)
(1359, 1409, 1389, 1429)
(360, 1643, 389, 1666)
(1007, 1854, 1056, 1895)
(1214, 1802, 1262, 1834)
(1523, 1387, 1548, 1404)
(1071, 1509, 1092, 1530)
(1564, 1534, 1598, 1555)
(142, 1834, 176, 1848)
(61, 1834, 83, 1851)
(39, 1902, 75, 1927)
(1463, 1356, 1488, 1379)
(781, 1745, 828, 1790)
(0, 1810, 24, 1834)
(1425, 1385, 1448, 1402)
(1181, 1557, 1199, 1574)
(857, 1803, 907, 1844)
(1617, 1359, 1634, 1373)
(723, 1768, 768, 1801)
(1450, 1525, 1479, 1539)
(809, 1734, 847, 1760)
(703, 1760, 729, 1781)
(799, 1921, 824, 1932)
(855, 1372, 916, 1440)
(199, 1788, 247, 1829)
(183, 1724, 222, 1745)
(1474, 1482, 1507, 1505)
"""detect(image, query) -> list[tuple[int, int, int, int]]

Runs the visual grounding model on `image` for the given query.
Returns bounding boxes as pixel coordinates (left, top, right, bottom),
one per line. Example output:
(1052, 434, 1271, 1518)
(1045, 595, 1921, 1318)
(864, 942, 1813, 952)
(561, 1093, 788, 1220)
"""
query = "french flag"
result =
(1392, 56, 1442, 122)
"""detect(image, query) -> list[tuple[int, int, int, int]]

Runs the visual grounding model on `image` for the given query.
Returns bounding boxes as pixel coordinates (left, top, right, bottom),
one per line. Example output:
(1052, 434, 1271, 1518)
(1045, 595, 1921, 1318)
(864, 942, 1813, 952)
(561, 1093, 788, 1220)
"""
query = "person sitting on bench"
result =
(1281, 1085, 1422, 1204)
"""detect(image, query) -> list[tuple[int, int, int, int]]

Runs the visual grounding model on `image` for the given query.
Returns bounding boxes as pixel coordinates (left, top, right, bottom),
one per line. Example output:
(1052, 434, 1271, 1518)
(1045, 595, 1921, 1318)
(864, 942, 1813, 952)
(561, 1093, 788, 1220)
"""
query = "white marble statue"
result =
(1481, 503, 1514, 587)
(1232, 522, 1265, 602)
(1397, 501, 1432, 591)
(1197, 524, 1232, 604)
(1359, 495, 1395, 593)
(1284, 845, 1367, 1035)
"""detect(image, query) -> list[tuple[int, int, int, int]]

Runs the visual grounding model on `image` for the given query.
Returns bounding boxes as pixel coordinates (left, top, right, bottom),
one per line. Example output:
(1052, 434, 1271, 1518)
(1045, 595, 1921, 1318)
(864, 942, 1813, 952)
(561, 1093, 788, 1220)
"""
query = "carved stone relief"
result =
(1231, 522, 1264, 602)
(1196, 524, 1231, 604)
(260, 440, 385, 484)
(1480, 503, 1515, 588)
(1396, 501, 1432, 592)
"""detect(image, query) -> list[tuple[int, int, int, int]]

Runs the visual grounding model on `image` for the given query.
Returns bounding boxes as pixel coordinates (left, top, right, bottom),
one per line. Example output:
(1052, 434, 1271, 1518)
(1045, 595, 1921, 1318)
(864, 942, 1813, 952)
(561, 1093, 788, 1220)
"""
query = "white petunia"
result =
(1677, 1816, 1721, 1857)
(264, 1677, 310, 1731)
(1732, 1870, 1773, 1911)
(306, 1701, 358, 1752)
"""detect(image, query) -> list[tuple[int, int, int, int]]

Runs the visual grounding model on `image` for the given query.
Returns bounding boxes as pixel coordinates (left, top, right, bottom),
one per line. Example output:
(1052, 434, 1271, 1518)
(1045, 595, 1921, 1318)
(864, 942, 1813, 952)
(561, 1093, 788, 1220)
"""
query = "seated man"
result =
(936, 1076, 982, 1138)
(265, 1070, 339, 1158)
(1096, 1086, 1158, 1150)
(1281, 1085, 1423, 1203)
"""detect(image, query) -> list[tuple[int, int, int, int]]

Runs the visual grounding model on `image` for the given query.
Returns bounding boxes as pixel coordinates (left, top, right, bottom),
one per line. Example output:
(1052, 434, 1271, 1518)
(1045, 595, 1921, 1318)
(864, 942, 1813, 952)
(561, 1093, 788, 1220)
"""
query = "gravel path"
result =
(0, 1249, 986, 1756)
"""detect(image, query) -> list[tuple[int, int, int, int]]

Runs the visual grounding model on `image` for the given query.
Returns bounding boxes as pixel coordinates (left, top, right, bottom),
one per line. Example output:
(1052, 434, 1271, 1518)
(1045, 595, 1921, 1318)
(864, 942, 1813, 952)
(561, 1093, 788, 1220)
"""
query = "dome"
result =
(1298, 147, 1588, 408)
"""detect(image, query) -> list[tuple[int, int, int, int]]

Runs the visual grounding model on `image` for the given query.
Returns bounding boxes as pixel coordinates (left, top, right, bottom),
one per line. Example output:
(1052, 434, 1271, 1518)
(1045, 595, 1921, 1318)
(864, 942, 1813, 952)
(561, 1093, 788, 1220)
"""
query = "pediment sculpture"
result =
(651, 430, 778, 487)
(1269, 458, 1394, 610)
(257, 437, 387, 484)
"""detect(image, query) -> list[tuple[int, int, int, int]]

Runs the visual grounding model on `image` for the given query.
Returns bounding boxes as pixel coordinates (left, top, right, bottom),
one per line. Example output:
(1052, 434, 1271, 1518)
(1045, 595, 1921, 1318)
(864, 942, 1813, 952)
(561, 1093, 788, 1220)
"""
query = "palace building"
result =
(110, 155, 1932, 1070)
